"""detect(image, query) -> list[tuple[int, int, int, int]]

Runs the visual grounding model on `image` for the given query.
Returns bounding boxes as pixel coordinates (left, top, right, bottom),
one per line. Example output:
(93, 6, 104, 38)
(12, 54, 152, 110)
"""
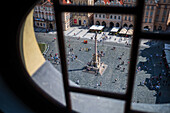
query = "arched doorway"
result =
(123, 23, 128, 27)
(110, 22, 114, 28)
(102, 21, 106, 27)
(154, 25, 157, 31)
(129, 24, 133, 28)
(158, 26, 162, 31)
(79, 18, 81, 25)
(49, 23, 53, 30)
(96, 21, 100, 25)
(144, 26, 149, 31)
(116, 23, 119, 27)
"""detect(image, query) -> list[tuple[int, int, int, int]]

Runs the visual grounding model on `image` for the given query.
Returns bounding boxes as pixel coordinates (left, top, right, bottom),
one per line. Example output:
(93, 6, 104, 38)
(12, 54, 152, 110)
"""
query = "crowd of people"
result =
(135, 42, 170, 103)
(115, 52, 126, 72)
(48, 52, 61, 65)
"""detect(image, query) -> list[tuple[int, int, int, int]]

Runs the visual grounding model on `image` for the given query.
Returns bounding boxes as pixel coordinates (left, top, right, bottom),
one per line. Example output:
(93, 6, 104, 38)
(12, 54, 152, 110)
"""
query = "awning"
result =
(119, 27, 128, 34)
(110, 27, 120, 33)
(164, 44, 170, 50)
(89, 25, 104, 31)
(126, 28, 133, 35)
(35, 18, 45, 21)
(164, 50, 170, 64)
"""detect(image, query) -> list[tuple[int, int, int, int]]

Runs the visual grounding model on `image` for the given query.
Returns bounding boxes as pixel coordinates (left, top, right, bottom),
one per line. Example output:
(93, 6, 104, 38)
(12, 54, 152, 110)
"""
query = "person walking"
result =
(100, 82, 102, 86)
(123, 68, 125, 72)
(158, 92, 161, 97)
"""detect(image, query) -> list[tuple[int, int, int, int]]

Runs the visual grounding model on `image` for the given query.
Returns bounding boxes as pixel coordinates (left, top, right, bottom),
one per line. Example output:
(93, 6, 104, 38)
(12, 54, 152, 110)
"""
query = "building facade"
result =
(33, 0, 72, 31)
(62, 0, 72, 31)
(33, 0, 56, 31)
(122, 0, 170, 31)
(93, 0, 170, 32)
(72, 0, 94, 26)
(94, 0, 123, 28)
(153, 0, 170, 31)
(122, 0, 135, 28)
(141, 0, 157, 31)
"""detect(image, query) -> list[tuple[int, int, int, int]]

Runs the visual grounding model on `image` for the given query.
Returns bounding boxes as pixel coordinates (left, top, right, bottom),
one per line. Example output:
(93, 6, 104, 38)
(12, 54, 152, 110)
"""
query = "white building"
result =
(33, 0, 56, 31)
(33, 0, 72, 31)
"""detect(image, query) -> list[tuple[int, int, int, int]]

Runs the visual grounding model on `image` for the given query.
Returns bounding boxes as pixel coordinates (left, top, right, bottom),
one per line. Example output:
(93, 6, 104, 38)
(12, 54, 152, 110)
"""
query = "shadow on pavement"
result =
(137, 40, 170, 104)
(68, 68, 84, 72)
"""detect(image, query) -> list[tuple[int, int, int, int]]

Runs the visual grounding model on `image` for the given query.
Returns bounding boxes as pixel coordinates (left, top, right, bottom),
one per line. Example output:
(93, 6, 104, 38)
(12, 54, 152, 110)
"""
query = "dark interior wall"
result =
(1, 0, 68, 113)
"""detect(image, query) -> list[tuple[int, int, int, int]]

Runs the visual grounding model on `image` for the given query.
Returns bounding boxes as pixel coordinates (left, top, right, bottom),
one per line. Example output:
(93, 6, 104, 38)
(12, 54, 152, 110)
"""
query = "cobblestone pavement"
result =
(35, 32, 170, 104)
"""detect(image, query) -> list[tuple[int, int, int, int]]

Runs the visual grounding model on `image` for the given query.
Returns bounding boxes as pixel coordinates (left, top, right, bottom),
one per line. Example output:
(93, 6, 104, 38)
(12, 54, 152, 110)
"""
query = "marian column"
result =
(84, 31, 107, 75)
(94, 32, 98, 67)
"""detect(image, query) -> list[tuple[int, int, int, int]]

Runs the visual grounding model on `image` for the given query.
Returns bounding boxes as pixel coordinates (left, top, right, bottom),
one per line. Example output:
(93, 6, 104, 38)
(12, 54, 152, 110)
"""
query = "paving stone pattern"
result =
(35, 32, 170, 104)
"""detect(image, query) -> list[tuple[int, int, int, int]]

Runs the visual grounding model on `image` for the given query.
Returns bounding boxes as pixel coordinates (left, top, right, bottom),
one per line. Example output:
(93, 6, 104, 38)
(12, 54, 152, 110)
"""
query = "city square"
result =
(35, 26, 170, 104)
(32, 0, 170, 111)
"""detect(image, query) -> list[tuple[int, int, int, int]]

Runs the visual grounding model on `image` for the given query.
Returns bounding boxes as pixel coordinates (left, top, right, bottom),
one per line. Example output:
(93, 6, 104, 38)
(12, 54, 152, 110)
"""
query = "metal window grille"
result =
(52, 0, 170, 112)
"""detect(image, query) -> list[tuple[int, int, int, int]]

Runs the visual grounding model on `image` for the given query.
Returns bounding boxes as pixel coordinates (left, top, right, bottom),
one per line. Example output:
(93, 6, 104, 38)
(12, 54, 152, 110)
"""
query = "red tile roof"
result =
(42, 0, 53, 5)
(62, 0, 71, 5)
(104, 0, 110, 4)
(119, 0, 124, 5)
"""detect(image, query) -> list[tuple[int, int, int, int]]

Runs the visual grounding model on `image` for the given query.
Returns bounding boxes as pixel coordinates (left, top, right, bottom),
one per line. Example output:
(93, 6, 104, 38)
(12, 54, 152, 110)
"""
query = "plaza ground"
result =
(35, 27, 170, 104)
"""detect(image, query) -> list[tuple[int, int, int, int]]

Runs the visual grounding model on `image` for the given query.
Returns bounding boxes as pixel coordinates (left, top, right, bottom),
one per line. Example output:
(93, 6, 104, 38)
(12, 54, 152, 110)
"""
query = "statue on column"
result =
(83, 31, 107, 75)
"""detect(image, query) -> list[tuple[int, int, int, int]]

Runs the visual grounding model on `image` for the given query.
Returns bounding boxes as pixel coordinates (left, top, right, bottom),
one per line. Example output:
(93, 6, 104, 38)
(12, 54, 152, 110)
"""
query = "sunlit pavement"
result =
(64, 26, 152, 47)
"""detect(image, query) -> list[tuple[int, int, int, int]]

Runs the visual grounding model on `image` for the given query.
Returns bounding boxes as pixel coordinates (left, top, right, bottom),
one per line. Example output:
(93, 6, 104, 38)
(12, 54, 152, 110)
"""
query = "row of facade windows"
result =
(124, 16, 133, 21)
(34, 13, 55, 21)
(145, 17, 165, 23)
(145, 0, 167, 3)
(72, 0, 93, 5)
(34, 6, 53, 12)
(156, 9, 167, 16)
(124, 0, 136, 2)
(72, 13, 87, 16)
(145, 11, 153, 16)
(124, 0, 167, 4)
(145, 5, 167, 10)
(95, 14, 121, 20)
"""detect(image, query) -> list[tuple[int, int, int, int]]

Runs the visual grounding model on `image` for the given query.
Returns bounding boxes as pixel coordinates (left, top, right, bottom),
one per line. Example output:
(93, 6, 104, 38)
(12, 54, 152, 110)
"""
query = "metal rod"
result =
(53, 0, 72, 111)
(124, 0, 145, 113)
(69, 86, 126, 100)
(130, 109, 147, 113)
(58, 4, 137, 14)
(140, 32, 170, 41)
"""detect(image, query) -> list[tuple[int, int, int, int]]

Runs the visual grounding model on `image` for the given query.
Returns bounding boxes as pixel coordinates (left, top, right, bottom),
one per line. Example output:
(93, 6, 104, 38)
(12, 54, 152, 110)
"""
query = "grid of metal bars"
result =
(52, 0, 169, 112)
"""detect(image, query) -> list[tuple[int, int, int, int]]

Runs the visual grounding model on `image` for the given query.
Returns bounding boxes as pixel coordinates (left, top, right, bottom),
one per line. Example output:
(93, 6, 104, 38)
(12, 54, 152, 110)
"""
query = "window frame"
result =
(41, 0, 170, 112)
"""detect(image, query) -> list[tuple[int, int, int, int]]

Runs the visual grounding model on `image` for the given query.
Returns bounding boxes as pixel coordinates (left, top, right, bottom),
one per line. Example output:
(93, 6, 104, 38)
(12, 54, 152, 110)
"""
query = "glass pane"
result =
(62, 12, 134, 94)
(131, 40, 170, 112)
(71, 92, 125, 113)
